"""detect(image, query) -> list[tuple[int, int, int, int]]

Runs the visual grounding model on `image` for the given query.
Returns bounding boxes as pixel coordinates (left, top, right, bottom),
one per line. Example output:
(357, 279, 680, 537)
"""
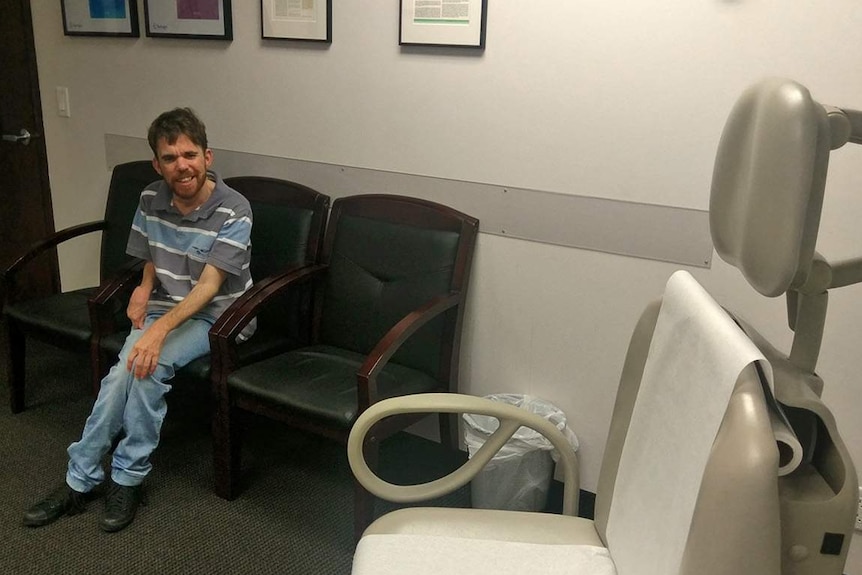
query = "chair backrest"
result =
(100, 160, 160, 282)
(591, 296, 782, 575)
(316, 194, 478, 380)
(224, 176, 330, 333)
(224, 176, 329, 281)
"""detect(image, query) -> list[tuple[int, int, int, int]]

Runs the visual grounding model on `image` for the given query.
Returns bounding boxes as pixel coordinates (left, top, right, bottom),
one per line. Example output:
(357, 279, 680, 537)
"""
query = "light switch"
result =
(56, 87, 71, 118)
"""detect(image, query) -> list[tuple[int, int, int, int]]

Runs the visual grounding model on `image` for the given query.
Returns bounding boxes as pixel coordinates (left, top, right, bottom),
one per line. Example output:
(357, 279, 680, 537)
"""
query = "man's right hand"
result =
(127, 285, 151, 329)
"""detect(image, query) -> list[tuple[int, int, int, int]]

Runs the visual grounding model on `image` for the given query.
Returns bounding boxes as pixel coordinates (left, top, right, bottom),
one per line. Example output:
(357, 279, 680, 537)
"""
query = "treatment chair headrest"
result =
(709, 78, 828, 297)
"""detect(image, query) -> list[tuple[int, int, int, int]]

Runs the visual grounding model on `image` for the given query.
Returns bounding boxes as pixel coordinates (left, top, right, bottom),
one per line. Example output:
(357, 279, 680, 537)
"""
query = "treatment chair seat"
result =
(227, 344, 441, 427)
(363, 507, 604, 544)
(354, 532, 615, 575)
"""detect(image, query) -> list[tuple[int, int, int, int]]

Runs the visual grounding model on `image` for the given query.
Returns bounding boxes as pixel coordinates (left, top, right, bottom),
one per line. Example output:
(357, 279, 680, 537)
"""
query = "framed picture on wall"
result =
(144, 0, 233, 40)
(261, 0, 331, 42)
(61, 0, 140, 37)
(399, 0, 487, 48)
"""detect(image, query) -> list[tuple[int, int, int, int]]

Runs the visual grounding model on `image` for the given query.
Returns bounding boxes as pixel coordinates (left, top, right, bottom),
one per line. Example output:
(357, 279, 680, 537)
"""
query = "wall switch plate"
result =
(56, 87, 70, 118)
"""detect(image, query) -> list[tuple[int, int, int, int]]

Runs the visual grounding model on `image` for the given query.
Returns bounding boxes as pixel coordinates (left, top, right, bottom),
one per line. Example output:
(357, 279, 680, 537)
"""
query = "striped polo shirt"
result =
(126, 171, 255, 338)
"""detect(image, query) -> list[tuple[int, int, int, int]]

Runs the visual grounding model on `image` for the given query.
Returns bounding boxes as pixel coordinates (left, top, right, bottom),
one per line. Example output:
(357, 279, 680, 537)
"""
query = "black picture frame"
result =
(399, 0, 487, 48)
(260, 0, 331, 42)
(144, 0, 233, 40)
(61, 0, 140, 37)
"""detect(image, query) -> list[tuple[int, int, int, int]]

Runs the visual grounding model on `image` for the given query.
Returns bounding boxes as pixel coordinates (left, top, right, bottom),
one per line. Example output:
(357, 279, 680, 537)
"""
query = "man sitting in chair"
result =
(23, 108, 254, 533)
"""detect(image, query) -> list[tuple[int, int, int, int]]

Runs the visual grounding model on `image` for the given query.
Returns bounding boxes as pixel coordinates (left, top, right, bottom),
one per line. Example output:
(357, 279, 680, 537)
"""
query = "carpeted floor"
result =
(0, 337, 469, 574)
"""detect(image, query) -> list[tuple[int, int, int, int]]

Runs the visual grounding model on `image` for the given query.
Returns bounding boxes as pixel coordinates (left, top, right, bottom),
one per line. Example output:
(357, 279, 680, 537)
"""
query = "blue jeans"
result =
(66, 314, 213, 492)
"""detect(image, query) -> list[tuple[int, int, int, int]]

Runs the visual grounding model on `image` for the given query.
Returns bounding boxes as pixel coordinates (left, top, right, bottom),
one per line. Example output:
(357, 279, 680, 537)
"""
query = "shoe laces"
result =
(106, 483, 137, 512)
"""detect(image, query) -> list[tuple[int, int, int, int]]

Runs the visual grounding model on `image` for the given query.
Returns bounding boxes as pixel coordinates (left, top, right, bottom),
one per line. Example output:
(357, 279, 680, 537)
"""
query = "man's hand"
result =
(127, 285, 151, 330)
(127, 323, 169, 379)
(127, 262, 158, 330)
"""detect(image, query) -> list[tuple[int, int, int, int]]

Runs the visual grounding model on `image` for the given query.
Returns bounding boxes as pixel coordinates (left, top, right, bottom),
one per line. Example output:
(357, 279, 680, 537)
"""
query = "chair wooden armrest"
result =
(357, 293, 461, 407)
(2, 221, 106, 301)
(87, 259, 144, 323)
(348, 393, 580, 516)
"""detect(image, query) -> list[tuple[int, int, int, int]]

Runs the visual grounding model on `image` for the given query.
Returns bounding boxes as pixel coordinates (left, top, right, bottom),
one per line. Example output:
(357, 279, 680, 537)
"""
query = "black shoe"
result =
(100, 481, 145, 533)
(23, 483, 89, 527)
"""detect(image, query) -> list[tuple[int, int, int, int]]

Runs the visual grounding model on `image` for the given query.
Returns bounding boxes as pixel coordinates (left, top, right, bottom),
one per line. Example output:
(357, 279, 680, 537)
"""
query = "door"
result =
(0, 0, 57, 300)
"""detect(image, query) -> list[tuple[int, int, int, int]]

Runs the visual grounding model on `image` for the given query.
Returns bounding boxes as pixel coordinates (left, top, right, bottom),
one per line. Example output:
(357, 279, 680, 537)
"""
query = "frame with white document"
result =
(399, 0, 487, 48)
(261, 0, 332, 42)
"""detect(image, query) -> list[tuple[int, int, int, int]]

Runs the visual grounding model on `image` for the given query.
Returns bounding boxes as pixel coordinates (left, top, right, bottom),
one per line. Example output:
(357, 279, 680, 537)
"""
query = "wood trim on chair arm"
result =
(88, 259, 145, 307)
(87, 260, 145, 333)
(1, 221, 106, 298)
(208, 263, 329, 375)
(356, 292, 461, 408)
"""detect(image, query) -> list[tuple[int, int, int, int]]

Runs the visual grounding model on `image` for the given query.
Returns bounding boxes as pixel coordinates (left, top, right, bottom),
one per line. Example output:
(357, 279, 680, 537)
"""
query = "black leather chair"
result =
(2, 160, 159, 413)
(209, 194, 479, 539)
(89, 176, 330, 392)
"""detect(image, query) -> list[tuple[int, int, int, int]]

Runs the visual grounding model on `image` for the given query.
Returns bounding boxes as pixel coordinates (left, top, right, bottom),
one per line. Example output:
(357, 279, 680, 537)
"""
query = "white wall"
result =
(29, 1, 862, 571)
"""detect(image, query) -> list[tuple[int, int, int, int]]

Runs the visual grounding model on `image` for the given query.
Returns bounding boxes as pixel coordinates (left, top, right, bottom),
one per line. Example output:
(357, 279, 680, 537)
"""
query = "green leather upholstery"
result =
(5, 289, 97, 342)
(2, 160, 159, 413)
(210, 194, 479, 541)
(319, 214, 461, 378)
(101, 162, 159, 281)
(227, 344, 441, 428)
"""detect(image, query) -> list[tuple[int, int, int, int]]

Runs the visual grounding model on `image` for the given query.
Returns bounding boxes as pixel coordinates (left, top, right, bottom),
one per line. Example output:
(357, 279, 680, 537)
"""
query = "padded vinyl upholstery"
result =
(5, 288, 97, 342)
(227, 344, 440, 427)
(226, 210, 463, 427)
(247, 198, 315, 282)
(319, 214, 460, 378)
(709, 78, 828, 297)
(100, 162, 161, 282)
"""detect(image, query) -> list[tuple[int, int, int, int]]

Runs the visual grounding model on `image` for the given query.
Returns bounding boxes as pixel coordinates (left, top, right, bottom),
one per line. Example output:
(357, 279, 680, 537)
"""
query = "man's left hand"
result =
(127, 324, 168, 379)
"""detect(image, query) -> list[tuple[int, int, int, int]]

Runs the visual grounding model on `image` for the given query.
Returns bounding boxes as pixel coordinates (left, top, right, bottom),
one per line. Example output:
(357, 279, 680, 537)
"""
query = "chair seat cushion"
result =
(364, 507, 604, 546)
(352, 534, 617, 575)
(5, 288, 97, 342)
(227, 344, 441, 427)
(100, 326, 300, 382)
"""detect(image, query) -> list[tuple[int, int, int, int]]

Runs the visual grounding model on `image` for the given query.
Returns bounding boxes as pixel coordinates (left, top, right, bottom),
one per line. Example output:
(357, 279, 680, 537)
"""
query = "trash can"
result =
(463, 393, 578, 512)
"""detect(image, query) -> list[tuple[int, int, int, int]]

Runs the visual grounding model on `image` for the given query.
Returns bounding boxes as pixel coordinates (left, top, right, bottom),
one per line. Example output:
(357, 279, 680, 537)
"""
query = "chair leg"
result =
(354, 436, 379, 543)
(213, 403, 242, 500)
(5, 320, 26, 414)
(89, 338, 106, 395)
(438, 412, 460, 451)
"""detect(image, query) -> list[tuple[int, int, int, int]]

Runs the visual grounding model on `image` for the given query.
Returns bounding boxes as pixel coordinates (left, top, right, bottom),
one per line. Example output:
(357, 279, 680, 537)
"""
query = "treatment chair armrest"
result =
(1, 220, 106, 301)
(356, 293, 461, 407)
(348, 393, 580, 516)
(209, 263, 328, 376)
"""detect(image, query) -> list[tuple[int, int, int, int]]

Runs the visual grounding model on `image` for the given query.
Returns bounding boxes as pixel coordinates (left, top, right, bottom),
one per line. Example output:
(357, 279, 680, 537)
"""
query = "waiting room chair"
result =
(346, 78, 859, 575)
(2, 160, 159, 413)
(89, 175, 330, 393)
(209, 194, 479, 540)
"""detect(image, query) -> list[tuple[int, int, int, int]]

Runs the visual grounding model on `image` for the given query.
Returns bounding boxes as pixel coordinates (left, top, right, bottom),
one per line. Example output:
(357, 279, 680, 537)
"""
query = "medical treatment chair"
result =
(346, 78, 860, 575)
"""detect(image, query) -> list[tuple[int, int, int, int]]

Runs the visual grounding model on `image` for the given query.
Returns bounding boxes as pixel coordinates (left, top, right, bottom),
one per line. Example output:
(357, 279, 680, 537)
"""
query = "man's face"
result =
(152, 134, 213, 202)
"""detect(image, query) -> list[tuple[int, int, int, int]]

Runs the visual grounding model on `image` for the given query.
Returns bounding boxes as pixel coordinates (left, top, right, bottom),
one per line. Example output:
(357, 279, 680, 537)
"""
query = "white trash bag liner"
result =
(463, 394, 578, 511)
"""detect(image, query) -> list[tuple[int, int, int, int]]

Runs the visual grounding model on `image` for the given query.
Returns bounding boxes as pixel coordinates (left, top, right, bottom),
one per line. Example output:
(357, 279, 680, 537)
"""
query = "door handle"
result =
(2, 129, 34, 146)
